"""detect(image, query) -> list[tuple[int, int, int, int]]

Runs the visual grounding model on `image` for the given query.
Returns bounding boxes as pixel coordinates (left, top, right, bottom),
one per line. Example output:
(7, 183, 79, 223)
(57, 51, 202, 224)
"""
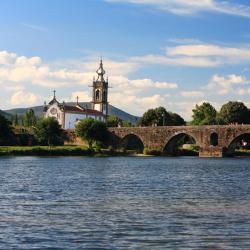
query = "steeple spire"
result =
(96, 59, 106, 82)
(53, 90, 56, 99)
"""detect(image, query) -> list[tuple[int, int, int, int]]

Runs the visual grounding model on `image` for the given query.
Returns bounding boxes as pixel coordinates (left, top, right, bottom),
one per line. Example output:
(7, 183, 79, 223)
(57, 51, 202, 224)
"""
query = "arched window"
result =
(95, 89, 100, 101)
(210, 133, 218, 146)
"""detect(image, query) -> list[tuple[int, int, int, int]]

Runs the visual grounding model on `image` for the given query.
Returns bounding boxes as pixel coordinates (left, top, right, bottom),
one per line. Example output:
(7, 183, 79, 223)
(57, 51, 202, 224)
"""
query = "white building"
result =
(43, 60, 109, 129)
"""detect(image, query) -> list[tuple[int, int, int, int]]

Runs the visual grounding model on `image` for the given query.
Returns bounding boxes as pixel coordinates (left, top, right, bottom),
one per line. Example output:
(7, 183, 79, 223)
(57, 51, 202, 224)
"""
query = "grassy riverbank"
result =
(0, 146, 132, 157)
(0, 146, 249, 157)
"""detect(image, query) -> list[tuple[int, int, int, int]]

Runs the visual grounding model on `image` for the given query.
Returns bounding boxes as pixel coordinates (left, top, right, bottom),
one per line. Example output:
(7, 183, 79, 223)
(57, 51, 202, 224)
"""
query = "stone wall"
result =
(108, 125, 250, 157)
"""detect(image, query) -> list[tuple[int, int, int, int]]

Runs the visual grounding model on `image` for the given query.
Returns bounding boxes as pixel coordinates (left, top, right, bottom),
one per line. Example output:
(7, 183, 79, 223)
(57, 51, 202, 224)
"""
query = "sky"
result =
(0, 0, 250, 119)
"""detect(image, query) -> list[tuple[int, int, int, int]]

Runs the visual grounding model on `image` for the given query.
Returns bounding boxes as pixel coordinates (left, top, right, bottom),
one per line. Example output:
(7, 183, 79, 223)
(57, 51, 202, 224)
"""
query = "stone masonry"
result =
(108, 125, 250, 157)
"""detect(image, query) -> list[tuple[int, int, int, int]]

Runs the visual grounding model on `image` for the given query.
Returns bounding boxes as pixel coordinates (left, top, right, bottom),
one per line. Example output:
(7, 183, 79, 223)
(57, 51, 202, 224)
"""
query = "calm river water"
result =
(0, 156, 249, 249)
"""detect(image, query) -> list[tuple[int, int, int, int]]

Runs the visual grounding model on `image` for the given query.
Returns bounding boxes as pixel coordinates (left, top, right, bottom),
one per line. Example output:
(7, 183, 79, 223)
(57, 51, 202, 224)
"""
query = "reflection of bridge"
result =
(108, 125, 250, 157)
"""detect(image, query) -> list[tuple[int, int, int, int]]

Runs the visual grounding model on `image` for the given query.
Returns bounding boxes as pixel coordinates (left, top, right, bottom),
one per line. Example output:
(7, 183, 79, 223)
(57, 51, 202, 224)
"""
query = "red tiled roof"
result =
(63, 105, 104, 116)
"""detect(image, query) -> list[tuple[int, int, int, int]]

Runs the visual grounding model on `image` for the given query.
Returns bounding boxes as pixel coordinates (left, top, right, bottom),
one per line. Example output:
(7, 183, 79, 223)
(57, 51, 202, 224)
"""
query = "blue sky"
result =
(0, 0, 250, 119)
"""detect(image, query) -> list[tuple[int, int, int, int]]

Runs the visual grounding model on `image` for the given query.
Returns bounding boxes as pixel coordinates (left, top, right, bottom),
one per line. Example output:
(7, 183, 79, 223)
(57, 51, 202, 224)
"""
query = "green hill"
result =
(4, 102, 140, 125)
(0, 110, 12, 120)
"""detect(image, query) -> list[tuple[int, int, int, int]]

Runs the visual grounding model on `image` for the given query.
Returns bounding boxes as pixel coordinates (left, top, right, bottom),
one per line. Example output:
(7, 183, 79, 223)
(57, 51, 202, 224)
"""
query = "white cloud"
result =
(204, 74, 250, 95)
(110, 92, 165, 114)
(70, 91, 91, 102)
(105, 0, 250, 17)
(131, 54, 221, 67)
(167, 44, 250, 61)
(130, 79, 177, 89)
(236, 88, 250, 96)
(181, 91, 204, 98)
(10, 91, 39, 106)
(132, 43, 250, 67)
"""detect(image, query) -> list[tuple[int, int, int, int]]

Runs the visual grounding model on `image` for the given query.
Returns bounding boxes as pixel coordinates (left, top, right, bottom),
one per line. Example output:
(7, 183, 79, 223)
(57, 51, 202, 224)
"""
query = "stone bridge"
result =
(108, 125, 250, 157)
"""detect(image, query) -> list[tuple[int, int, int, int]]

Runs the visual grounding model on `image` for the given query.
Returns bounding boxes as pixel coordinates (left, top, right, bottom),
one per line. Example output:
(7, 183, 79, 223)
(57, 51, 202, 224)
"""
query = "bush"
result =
(143, 147, 162, 156)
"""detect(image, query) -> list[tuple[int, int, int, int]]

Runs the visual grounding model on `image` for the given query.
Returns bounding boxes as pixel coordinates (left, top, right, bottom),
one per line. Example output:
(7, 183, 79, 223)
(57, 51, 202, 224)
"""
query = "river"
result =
(0, 156, 249, 249)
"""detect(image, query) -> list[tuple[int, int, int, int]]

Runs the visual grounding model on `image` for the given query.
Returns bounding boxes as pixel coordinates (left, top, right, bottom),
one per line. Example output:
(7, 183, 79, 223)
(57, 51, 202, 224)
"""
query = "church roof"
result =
(63, 105, 104, 116)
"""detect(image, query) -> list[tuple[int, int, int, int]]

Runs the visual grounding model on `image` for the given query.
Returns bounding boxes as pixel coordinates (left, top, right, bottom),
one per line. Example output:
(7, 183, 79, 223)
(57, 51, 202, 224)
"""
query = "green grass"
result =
(0, 146, 134, 157)
(0, 146, 94, 156)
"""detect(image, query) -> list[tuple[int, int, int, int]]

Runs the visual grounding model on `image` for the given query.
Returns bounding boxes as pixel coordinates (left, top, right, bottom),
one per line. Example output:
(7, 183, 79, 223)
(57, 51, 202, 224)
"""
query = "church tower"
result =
(92, 60, 108, 117)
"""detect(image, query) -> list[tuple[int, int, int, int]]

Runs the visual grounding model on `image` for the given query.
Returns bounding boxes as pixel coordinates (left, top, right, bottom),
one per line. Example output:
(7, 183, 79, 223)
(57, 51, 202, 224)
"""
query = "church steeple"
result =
(96, 59, 106, 82)
(92, 60, 109, 117)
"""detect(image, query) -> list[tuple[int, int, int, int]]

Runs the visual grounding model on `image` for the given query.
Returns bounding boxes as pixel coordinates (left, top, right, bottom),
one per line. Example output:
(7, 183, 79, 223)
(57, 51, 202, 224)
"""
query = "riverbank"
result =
(0, 146, 249, 157)
(0, 146, 129, 157)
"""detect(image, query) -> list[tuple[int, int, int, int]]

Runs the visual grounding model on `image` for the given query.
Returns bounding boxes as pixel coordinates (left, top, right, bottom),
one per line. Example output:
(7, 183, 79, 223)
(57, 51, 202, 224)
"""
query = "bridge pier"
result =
(199, 146, 224, 158)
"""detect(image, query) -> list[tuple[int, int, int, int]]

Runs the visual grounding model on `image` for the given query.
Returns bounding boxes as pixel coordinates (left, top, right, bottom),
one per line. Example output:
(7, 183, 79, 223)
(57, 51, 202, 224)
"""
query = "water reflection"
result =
(0, 156, 249, 249)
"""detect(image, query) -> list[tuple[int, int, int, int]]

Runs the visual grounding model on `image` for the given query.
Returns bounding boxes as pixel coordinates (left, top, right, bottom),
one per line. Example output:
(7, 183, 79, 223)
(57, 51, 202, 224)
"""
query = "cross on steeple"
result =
(53, 90, 56, 99)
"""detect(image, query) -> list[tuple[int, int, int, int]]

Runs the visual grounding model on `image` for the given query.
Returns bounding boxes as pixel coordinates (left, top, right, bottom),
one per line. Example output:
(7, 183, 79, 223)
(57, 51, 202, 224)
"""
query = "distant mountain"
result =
(0, 110, 12, 120)
(4, 102, 140, 125)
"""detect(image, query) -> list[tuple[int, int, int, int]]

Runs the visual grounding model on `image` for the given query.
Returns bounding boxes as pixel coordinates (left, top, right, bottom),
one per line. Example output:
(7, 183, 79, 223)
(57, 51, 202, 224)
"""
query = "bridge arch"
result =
(226, 132, 250, 155)
(120, 133, 144, 153)
(163, 132, 198, 156)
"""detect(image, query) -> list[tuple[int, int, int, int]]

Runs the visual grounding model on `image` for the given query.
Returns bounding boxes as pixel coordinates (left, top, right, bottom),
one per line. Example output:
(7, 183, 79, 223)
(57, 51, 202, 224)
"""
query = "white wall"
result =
(64, 113, 105, 129)
(65, 113, 87, 129)
(45, 103, 106, 129)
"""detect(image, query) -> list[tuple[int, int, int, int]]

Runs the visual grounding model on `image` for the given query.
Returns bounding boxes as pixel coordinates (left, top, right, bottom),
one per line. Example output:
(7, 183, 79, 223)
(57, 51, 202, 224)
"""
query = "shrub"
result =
(143, 147, 162, 156)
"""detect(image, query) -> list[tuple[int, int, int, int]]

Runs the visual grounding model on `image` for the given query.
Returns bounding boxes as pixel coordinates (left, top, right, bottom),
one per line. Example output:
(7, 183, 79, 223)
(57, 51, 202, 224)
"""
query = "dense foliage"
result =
(34, 117, 63, 146)
(169, 112, 186, 126)
(107, 115, 132, 127)
(23, 109, 37, 127)
(0, 114, 15, 145)
(191, 102, 217, 125)
(217, 101, 250, 125)
(139, 107, 185, 126)
(76, 118, 108, 148)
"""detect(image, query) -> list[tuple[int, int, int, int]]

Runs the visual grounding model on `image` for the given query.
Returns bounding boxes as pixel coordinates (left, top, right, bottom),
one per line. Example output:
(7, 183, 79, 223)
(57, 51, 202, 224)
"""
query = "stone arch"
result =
(226, 132, 250, 155)
(163, 132, 198, 156)
(120, 133, 144, 153)
(210, 132, 218, 146)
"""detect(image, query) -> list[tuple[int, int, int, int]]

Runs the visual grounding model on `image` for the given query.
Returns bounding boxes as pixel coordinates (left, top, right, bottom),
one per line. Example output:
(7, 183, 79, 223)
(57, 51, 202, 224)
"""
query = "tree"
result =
(107, 115, 132, 127)
(13, 114, 19, 126)
(169, 112, 186, 126)
(107, 115, 122, 127)
(217, 101, 250, 124)
(191, 102, 217, 125)
(34, 117, 63, 146)
(139, 107, 185, 126)
(0, 114, 14, 145)
(76, 118, 108, 148)
(139, 107, 172, 126)
(24, 109, 37, 127)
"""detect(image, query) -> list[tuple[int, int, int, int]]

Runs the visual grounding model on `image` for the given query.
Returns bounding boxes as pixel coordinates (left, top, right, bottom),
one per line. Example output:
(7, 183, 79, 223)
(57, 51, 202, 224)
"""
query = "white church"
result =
(43, 60, 109, 129)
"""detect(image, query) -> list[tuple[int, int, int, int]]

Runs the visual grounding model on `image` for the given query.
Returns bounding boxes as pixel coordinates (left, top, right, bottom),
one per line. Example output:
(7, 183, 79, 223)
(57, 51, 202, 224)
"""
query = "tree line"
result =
(135, 101, 250, 126)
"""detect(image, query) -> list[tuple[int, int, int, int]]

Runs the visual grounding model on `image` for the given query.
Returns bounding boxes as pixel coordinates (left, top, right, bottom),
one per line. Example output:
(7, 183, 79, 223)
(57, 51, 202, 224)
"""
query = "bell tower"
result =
(92, 60, 108, 117)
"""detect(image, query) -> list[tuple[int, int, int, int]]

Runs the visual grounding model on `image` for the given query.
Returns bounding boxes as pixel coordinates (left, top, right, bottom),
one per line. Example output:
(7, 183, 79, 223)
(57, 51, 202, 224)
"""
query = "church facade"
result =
(43, 60, 109, 129)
